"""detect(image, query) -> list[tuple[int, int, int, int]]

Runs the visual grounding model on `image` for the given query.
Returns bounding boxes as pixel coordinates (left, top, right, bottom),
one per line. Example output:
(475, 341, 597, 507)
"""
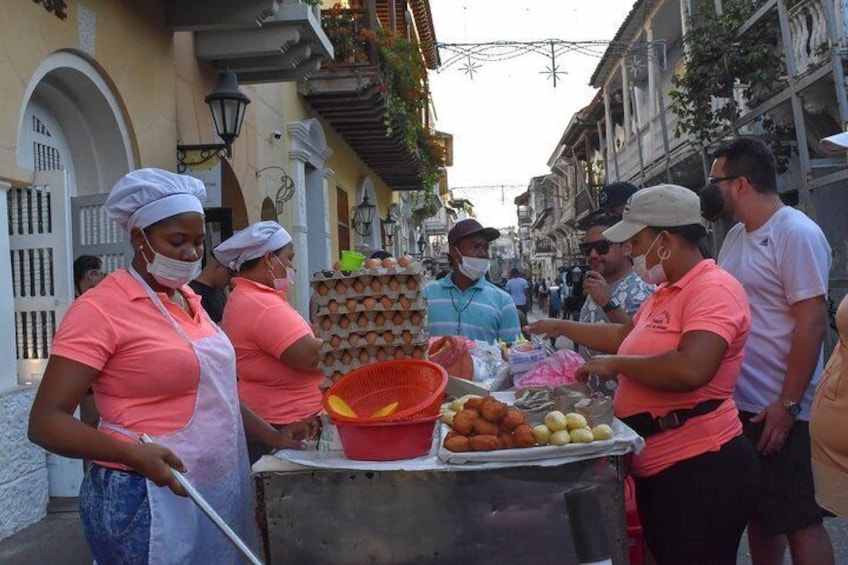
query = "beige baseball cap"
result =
(603, 184, 704, 243)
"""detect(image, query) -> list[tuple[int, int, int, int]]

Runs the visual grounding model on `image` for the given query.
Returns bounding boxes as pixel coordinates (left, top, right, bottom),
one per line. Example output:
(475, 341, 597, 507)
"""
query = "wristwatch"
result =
(780, 397, 801, 417)
(601, 297, 621, 313)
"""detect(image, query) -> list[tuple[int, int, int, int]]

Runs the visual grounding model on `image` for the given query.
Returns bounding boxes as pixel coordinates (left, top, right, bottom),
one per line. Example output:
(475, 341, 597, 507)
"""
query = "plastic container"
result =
(333, 415, 439, 461)
(323, 360, 448, 423)
(340, 250, 365, 270)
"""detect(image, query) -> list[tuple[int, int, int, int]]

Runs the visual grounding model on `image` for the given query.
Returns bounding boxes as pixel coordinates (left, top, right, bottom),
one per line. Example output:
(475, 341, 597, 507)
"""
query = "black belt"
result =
(621, 398, 726, 438)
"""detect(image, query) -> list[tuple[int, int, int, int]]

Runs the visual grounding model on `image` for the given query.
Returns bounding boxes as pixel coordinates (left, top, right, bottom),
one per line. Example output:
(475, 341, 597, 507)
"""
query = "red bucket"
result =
(333, 415, 439, 461)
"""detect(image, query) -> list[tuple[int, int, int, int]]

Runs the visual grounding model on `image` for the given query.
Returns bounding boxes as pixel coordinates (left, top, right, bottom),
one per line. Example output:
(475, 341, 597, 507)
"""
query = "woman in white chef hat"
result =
(215, 221, 325, 463)
(29, 169, 303, 564)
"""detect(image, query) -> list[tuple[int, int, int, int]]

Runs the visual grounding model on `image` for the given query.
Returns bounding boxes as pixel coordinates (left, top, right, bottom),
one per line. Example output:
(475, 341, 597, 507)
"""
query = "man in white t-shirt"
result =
(713, 137, 834, 565)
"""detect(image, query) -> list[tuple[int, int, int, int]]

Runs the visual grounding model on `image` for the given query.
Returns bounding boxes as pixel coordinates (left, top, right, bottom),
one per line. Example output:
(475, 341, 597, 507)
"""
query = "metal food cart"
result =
(253, 421, 641, 564)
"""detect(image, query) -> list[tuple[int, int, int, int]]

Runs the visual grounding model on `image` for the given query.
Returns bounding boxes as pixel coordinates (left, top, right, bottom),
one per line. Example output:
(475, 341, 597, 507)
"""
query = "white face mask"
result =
(632, 233, 668, 285)
(142, 232, 202, 289)
(272, 256, 295, 293)
(458, 255, 490, 281)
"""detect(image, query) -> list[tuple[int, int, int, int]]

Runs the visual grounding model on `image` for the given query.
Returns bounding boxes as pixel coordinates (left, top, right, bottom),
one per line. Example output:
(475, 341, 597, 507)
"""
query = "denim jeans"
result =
(80, 464, 150, 565)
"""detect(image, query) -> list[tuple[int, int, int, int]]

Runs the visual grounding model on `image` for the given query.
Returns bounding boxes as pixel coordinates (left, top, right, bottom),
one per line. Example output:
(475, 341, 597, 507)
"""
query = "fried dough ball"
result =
(469, 435, 501, 451)
(445, 429, 461, 441)
(500, 432, 517, 450)
(513, 424, 536, 448)
(499, 410, 526, 432)
(472, 418, 500, 436)
(444, 435, 471, 452)
(480, 397, 509, 423)
(452, 409, 479, 435)
(464, 397, 484, 411)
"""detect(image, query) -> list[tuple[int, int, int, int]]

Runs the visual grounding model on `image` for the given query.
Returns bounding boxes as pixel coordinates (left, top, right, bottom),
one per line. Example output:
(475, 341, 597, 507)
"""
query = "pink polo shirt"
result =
(222, 277, 323, 425)
(615, 260, 750, 477)
(50, 270, 219, 467)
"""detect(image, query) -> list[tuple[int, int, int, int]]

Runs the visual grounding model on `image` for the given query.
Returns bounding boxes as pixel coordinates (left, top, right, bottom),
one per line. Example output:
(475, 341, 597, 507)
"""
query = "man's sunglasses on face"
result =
(579, 240, 612, 255)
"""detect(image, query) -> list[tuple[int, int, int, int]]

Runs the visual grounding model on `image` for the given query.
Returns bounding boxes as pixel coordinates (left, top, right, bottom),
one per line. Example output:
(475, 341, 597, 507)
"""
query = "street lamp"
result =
(177, 69, 251, 173)
(382, 214, 398, 243)
(352, 194, 377, 237)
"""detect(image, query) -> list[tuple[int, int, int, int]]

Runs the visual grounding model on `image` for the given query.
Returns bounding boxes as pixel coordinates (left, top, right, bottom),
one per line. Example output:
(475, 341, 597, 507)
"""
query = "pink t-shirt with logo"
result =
(615, 260, 750, 477)
(222, 277, 323, 425)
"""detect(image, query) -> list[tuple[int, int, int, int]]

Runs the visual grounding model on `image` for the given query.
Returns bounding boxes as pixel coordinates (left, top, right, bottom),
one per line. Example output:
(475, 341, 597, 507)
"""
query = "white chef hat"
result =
(213, 221, 293, 271)
(105, 168, 206, 231)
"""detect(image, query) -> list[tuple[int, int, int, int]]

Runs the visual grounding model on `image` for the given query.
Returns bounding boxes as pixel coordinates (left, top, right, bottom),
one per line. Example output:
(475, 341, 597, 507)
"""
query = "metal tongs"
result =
(140, 434, 264, 565)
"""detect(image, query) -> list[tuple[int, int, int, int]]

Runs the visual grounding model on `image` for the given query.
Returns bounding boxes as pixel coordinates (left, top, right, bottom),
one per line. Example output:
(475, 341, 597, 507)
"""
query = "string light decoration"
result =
(436, 40, 666, 87)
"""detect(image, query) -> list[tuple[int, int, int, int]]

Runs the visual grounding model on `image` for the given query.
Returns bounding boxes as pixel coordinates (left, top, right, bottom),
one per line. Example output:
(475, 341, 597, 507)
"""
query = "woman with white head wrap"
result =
(215, 221, 325, 463)
(29, 169, 304, 564)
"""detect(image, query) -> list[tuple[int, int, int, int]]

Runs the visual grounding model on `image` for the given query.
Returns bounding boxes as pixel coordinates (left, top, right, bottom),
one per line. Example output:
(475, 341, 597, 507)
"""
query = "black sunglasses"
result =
(579, 240, 613, 255)
(707, 175, 742, 184)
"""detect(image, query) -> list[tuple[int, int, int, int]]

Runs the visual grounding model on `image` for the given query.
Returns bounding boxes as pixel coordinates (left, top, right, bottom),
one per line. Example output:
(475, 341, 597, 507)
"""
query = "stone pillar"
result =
(287, 153, 311, 317)
(0, 181, 17, 391)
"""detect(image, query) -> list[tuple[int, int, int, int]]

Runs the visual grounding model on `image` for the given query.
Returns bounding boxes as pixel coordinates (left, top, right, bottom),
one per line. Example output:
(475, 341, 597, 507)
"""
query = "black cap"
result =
(447, 219, 500, 247)
(597, 181, 638, 212)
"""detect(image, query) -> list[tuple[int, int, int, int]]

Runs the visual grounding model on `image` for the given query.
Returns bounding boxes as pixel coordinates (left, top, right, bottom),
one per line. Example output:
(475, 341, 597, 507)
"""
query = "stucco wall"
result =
(0, 386, 47, 541)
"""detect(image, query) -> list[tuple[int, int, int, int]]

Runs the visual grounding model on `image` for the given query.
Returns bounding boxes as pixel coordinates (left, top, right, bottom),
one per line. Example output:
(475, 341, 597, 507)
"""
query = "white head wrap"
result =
(105, 168, 206, 231)
(213, 221, 293, 271)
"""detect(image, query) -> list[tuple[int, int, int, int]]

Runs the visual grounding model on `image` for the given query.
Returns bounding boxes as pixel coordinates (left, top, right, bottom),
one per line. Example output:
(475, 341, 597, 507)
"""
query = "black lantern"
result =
(177, 69, 251, 173)
(417, 233, 428, 256)
(382, 214, 398, 243)
(352, 194, 377, 237)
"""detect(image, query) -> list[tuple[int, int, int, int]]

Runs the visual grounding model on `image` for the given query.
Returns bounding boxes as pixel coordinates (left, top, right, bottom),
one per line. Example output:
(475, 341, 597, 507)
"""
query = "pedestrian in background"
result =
(73, 255, 105, 297)
(505, 268, 529, 314)
(188, 254, 233, 323)
(712, 137, 834, 565)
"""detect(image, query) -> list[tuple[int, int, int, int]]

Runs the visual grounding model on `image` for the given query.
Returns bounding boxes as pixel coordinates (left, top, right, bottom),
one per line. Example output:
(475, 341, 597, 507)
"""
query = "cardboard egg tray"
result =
(322, 343, 430, 383)
(312, 275, 422, 306)
(313, 294, 426, 318)
(317, 313, 428, 341)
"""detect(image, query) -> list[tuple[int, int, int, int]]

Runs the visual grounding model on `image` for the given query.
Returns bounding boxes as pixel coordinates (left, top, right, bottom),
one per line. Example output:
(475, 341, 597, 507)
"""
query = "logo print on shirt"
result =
(759, 237, 769, 247)
(646, 310, 671, 330)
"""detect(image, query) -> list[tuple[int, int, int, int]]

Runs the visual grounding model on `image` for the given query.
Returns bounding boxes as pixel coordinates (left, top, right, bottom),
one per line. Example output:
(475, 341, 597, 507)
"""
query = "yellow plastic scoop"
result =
(371, 401, 399, 419)
(328, 395, 357, 418)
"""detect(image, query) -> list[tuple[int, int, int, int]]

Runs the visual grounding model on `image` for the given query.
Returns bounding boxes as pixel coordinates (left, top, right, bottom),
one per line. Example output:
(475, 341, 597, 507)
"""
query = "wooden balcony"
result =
(299, 1, 438, 191)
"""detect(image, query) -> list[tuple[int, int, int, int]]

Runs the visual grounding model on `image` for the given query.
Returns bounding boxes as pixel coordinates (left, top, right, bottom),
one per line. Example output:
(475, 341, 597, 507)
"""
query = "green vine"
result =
(669, 0, 784, 142)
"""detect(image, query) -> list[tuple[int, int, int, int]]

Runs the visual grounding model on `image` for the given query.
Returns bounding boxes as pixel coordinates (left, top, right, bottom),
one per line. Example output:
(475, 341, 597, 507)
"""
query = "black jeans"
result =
(635, 435, 760, 564)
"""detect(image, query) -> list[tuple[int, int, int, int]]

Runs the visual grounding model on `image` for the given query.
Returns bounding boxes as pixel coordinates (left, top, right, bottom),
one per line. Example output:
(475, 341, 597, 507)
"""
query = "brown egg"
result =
(388, 277, 401, 291)
(370, 279, 383, 293)
(347, 333, 360, 347)
(341, 351, 352, 364)
(332, 371, 344, 383)
(394, 348, 406, 360)
(332, 260, 341, 271)
(320, 317, 332, 331)
(329, 335, 342, 348)
(358, 349, 371, 364)
(406, 277, 418, 291)
(353, 280, 365, 293)
(402, 330, 413, 344)
(357, 314, 369, 328)
(364, 258, 382, 269)
(346, 298, 358, 312)
(338, 316, 351, 329)
(335, 281, 348, 295)
(399, 296, 411, 309)
(324, 352, 335, 366)
(380, 296, 393, 310)
(374, 312, 386, 327)
(397, 255, 413, 268)
(382, 257, 398, 268)
(383, 332, 396, 345)
(412, 347, 424, 359)
(327, 300, 339, 313)
(363, 297, 377, 310)
(316, 283, 329, 296)
(365, 331, 379, 345)
(410, 311, 422, 326)
(376, 347, 388, 361)
(392, 312, 404, 325)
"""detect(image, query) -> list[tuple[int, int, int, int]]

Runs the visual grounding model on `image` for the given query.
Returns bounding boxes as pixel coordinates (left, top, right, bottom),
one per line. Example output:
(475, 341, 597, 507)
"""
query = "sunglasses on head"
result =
(579, 240, 613, 255)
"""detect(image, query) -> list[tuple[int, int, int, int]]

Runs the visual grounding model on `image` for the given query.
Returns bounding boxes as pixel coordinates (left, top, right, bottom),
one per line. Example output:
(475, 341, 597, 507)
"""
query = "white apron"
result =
(102, 268, 259, 564)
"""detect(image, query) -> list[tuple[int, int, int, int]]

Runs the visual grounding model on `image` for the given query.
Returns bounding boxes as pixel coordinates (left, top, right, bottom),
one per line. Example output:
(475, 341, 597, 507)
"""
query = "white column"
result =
(0, 181, 18, 390)
(621, 65, 632, 140)
(321, 167, 334, 269)
(288, 153, 311, 318)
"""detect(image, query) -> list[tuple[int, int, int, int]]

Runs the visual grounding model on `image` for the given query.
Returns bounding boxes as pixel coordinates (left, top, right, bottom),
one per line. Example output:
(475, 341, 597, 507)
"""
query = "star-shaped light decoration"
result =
(540, 61, 566, 87)
(459, 56, 481, 80)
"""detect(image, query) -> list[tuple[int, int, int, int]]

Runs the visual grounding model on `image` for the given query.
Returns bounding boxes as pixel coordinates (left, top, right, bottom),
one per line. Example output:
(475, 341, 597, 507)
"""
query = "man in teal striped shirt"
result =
(423, 219, 522, 344)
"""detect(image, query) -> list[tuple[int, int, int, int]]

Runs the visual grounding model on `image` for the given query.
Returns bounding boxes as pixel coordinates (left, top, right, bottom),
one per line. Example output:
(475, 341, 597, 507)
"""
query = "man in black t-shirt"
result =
(189, 256, 233, 322)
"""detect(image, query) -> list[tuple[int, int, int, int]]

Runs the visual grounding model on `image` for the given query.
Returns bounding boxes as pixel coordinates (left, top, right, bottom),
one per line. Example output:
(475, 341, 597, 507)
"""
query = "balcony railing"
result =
(788, 0, 829, 75)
